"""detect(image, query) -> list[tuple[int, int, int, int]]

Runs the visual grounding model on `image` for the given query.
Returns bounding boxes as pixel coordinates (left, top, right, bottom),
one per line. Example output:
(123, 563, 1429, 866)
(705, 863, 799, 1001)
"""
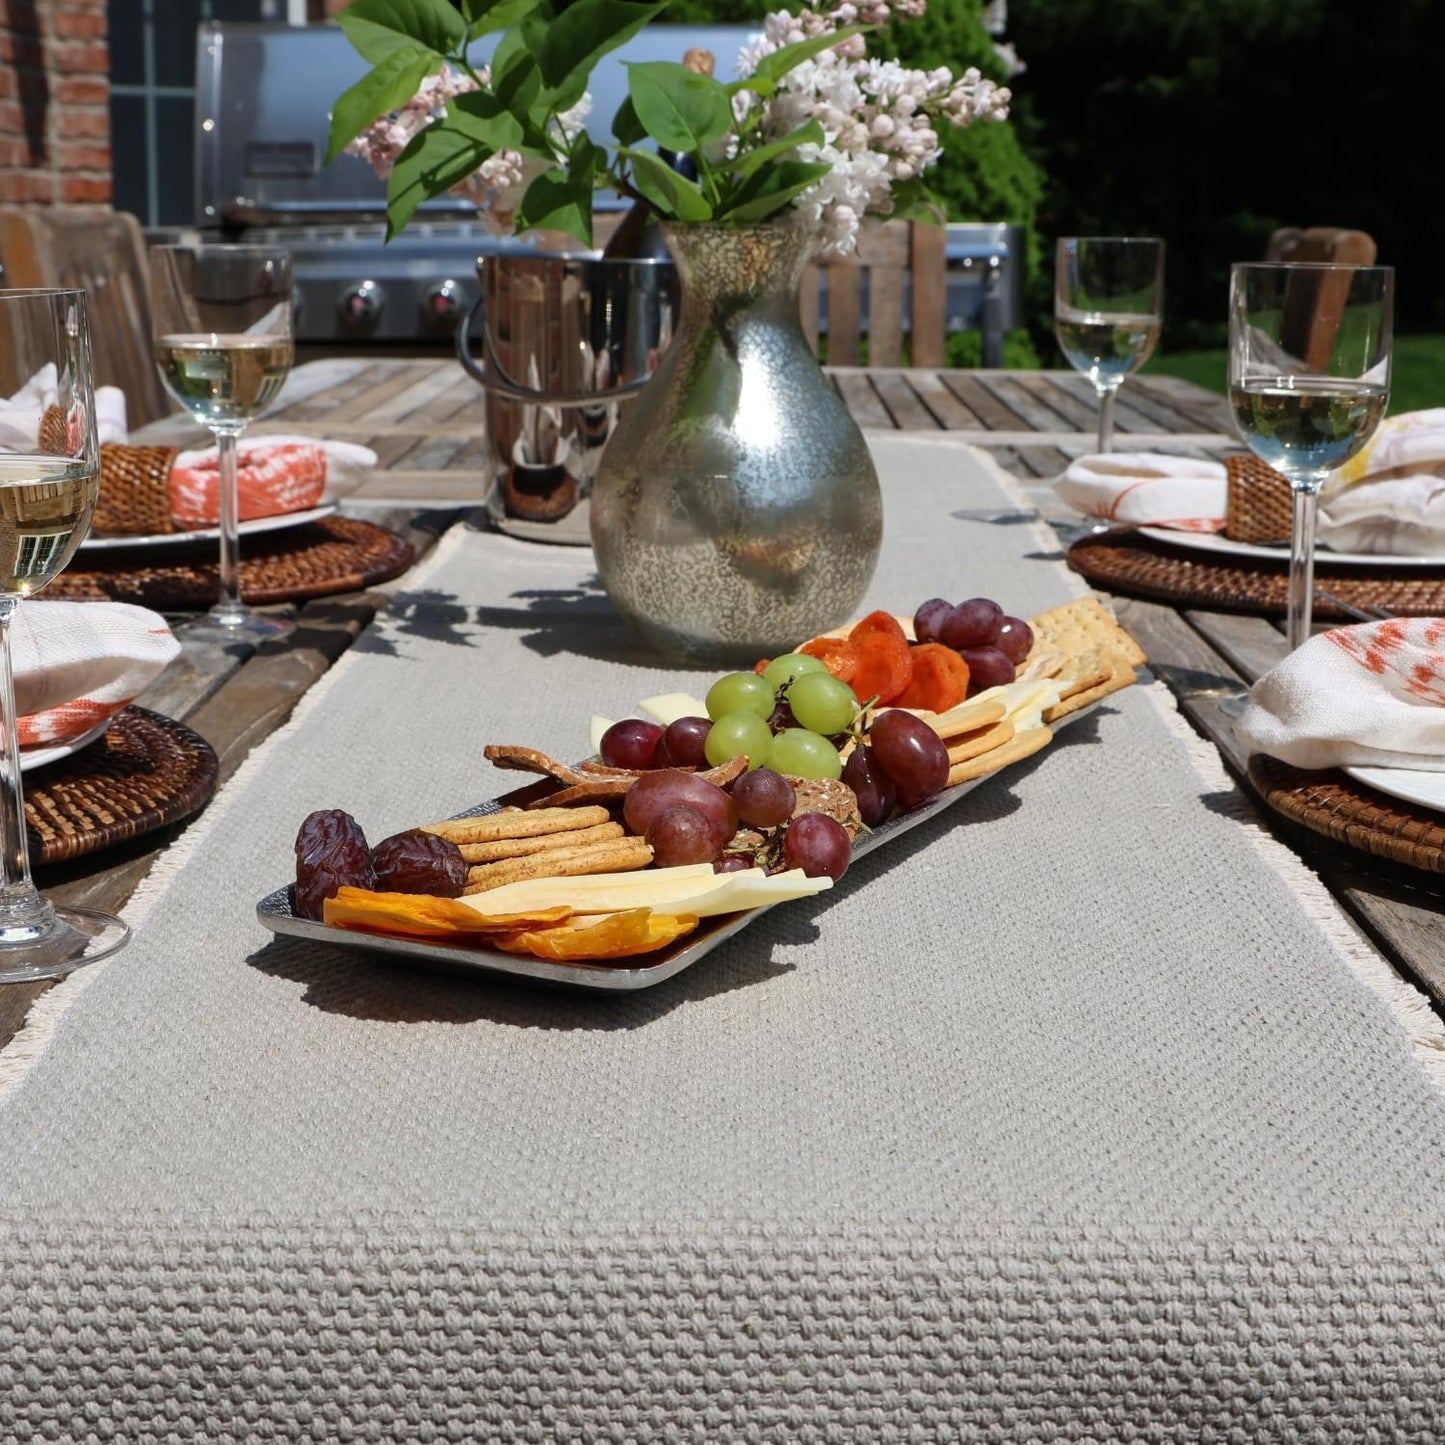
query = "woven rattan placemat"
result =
(45, 517, 414, 610)
(1249, 754, 1445, 873)
(25, 707, 219, 865)
(1069, 530, 1445, 618)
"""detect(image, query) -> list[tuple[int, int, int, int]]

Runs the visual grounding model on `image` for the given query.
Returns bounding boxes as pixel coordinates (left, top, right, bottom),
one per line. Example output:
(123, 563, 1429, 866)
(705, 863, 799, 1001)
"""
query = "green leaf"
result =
(462, 0, 538, 40)
(448, 88, 527, 150)
(720, 119, 824, 182)
(731, 26, 865, 99)
(326, 45, 438, 163)
(515, 167, 591, 248)
(626, 62, 732, 154)
(611, 94, 646, 146)
(718, 159, 831, 225)
(339, 0, 465, 64)
(536, 0, 669, 89)
(385, 117, 492, 236)
(622, 146, 712, 222)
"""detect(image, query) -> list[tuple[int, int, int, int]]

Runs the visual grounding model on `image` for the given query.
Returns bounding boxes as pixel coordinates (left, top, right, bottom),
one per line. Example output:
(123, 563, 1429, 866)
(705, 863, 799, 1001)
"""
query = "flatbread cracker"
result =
(945, 718, 1015, 765)
(457, 821, 624, 863)
(464, 836, 653, 894)
(1044, 666, 1134, 721)
(945, 725, 1052, 786)
(422, 805, 613, 843)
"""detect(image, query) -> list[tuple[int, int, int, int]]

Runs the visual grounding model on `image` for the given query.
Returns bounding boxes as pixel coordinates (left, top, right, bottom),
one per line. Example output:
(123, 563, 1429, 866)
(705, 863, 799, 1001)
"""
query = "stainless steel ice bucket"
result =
(456, 252, 676, 529)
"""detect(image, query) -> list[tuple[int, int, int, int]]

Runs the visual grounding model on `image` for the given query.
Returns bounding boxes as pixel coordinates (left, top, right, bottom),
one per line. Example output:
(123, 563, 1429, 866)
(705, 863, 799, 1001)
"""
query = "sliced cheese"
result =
(458, 863, 735, 918)
(637, 692, 710, 727)
(588, 714, 616, 756)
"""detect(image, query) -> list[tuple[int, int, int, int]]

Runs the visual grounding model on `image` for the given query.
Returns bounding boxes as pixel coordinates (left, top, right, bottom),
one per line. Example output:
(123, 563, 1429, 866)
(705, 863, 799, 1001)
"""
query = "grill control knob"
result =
(421, 279, 464, 335)
(338, 279, 383, 334)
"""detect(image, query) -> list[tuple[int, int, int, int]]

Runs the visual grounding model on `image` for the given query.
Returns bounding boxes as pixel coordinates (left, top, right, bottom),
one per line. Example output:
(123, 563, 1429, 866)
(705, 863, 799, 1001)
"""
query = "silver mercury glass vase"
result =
(590, 221, 883, 665)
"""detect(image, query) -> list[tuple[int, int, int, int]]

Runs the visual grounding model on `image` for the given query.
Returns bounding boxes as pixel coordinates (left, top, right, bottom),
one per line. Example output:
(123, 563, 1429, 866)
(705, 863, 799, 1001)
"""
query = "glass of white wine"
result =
(1055, 236, 1165, 453)
(0, 289, 128, 981)
(1228, 262, 1393, 651)
(149, 244, 295, 642)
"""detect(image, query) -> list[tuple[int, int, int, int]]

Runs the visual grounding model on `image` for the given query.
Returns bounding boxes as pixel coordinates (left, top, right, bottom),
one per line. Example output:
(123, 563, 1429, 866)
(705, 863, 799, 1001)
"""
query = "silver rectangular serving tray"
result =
(256, 703, 1098, 991)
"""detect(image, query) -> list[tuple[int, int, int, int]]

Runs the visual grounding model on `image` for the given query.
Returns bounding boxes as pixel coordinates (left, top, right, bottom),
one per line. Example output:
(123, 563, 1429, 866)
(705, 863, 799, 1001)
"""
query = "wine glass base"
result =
(0, 904, 130, 984)
(184, 608, 295, 645)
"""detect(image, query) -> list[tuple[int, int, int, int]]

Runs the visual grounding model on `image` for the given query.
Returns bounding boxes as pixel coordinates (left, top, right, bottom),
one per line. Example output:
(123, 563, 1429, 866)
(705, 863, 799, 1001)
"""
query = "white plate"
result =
(1343, 765, 1445, 814)
(1136, 526, 1445, 570)
(81, 504, 337, 552)
(19, 715, 113, 773)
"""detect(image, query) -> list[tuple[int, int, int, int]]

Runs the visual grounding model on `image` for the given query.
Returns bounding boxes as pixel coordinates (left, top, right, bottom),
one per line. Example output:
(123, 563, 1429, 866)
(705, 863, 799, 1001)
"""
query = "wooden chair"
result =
(801, 220, 946, 368)
(0, 208, 174, 428)
(1263, 226, 1380, 373)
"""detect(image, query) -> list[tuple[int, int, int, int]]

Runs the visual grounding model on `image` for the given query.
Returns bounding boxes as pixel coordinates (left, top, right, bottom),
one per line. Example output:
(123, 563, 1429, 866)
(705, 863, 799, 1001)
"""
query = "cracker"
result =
(904, 697, 1006, 740)
(457, 820, 625, 863)
(1043, 666, 1134, 722)
(945, 718, 1015, 765)
(1028, 595, 1147, 671)
(523, 778, 634, 808)
(422, 804, 613, 844)
(945, 725, 1052, 786)
(464, 836, 653, 894)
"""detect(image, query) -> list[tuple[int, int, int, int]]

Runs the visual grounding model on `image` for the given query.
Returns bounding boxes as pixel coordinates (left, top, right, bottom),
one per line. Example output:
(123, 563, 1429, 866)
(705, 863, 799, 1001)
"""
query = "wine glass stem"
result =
(1287, 481, 1322, 652)
(0, 600, 49, 932)
(1097, 386, 1118, 453)
(214, 427, 246, 626)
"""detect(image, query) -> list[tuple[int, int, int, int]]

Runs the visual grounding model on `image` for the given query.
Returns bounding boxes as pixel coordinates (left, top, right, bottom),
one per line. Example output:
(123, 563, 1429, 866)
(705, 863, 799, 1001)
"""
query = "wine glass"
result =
(1228, 262, 1393, 651)
(0, 289, 129, 981)
(149, 244, 295, 642)
(1055, 237, 1165, 452)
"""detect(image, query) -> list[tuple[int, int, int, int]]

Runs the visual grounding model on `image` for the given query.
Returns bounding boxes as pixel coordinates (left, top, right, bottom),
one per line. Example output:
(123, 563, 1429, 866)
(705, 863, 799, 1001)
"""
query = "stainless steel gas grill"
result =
(192, 21, 1022, 356)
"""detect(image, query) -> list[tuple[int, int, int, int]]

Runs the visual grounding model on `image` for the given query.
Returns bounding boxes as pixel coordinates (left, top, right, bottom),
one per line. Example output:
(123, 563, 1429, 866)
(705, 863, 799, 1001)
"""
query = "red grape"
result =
(868, 709, 950, 810)
(714, 852, 755, 874)
(940, 597, 1003, 650)
(782, 812, 851, 881)
(994, 616, 1034, 665)
(624, 769, 738, 852)
(601, 718, 664, 770)
(658, 715, 711, 768)
(913, 597, 953, 644)
(731, 767, 796, 828)
(842, 744, 896, 828)
(959, 645, 1017, 694)
(646, 805, 721, 867)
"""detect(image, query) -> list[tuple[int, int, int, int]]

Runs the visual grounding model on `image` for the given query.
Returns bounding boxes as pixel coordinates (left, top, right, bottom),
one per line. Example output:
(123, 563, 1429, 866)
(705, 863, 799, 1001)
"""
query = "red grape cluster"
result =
(913, 596, 1033, 695)
(844, 709, 950, 826)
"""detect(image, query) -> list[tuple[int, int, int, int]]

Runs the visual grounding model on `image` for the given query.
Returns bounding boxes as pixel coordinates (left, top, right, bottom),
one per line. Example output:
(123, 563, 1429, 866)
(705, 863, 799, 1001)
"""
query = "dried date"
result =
(371, 828, 467, 897)
(294, 808, 375, 920)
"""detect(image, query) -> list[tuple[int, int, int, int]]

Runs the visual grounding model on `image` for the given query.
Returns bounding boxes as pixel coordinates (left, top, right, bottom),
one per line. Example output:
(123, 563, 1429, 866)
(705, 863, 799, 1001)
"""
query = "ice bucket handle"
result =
(456, 254, 675, 407)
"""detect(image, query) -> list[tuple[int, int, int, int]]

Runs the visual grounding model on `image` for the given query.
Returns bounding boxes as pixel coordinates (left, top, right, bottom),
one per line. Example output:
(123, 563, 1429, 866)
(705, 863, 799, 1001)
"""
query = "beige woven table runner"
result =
(2, 434, 1444, 1441)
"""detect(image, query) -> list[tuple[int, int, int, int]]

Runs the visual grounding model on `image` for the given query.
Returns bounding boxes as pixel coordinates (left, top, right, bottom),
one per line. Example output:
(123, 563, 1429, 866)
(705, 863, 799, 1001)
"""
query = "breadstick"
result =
(421, 805, 613, 844)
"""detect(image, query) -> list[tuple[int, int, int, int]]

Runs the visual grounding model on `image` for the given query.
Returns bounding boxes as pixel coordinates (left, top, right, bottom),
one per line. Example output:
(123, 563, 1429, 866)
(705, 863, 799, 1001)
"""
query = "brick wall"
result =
(0, 0, 110, 207)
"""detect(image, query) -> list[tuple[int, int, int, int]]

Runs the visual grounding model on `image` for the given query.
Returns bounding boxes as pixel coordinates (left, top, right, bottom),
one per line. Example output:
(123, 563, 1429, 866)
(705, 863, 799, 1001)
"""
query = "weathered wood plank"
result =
(902, 371, 982, 428)
(938, 373, 1029, 430)
(833, 371, 892, 429)
(869, 371, 940, 431)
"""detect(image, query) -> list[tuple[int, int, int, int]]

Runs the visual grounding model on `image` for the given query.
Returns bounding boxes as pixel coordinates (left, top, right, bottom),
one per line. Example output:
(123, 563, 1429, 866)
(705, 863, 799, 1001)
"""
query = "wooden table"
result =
(3, 357, 1441, 1051)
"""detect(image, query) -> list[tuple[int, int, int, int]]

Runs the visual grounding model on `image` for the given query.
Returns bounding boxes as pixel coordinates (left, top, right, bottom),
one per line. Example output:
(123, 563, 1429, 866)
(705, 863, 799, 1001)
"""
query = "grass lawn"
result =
(1146, 334, 1445, 415)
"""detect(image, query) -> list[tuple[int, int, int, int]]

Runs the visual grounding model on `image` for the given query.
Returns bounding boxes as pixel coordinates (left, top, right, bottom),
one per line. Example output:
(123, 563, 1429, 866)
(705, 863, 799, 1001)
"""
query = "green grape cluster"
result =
(702, 654, 860, 781)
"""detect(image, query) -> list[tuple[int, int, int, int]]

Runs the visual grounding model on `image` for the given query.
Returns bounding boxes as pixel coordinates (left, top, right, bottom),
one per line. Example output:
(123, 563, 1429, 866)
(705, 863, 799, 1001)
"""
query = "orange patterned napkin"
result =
(1237, 619, 1445, 770)
(12, 602, 179, 748)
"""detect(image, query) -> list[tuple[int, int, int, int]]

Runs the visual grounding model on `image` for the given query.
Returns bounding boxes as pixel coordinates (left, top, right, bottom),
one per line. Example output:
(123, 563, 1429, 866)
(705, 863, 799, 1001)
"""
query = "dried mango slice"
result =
(490, 908, 698, 961)
(322, 885, 572, 938)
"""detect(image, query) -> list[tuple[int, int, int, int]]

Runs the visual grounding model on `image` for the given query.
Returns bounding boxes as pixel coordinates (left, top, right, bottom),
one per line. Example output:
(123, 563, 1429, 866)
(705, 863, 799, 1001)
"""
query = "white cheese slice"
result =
(637, 692, 710, 727)
(588, 714, 616, 756)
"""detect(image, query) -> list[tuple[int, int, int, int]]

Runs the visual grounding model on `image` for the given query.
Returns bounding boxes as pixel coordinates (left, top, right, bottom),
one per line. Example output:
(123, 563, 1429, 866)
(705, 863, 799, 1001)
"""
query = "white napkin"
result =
(12, 601, 179, 748)
(0, 364, 127, 451)
(1236, 619, 1445, 771)
(1053, 452, 1228, 532)
(1055, 410, 1445, 557)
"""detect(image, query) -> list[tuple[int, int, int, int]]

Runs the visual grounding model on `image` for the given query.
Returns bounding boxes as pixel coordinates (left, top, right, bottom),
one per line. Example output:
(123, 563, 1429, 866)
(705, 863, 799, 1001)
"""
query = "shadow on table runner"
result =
(3, 435, 1445, 1438)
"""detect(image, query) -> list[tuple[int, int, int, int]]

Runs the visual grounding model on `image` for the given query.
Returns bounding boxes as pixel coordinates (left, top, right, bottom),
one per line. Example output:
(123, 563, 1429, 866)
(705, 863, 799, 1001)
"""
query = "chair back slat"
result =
(0, 209, 174, 429)
(1264, 227, 1380, 373)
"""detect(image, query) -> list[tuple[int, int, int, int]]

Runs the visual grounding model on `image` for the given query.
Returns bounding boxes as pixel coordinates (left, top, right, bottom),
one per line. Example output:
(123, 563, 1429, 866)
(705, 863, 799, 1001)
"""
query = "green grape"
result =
(706, 671, 776, 721)
(787, 672, 858, 735)
(767, 727, 843, 780)
(705, 710, 774, 770)
(761, 652, 830, 690)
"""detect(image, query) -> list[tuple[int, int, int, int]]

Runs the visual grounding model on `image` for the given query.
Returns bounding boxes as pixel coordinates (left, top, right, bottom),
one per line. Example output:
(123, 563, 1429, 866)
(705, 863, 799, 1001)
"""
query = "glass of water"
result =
(1228, 262, 1393, 650)
(1055, 237, 1165, 453)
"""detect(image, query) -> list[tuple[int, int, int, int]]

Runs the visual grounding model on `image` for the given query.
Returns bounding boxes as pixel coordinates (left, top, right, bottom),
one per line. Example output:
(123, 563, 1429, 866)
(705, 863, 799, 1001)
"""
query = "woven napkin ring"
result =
(94, 443, 180, 537)
(1224, 453, 1294, 545)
